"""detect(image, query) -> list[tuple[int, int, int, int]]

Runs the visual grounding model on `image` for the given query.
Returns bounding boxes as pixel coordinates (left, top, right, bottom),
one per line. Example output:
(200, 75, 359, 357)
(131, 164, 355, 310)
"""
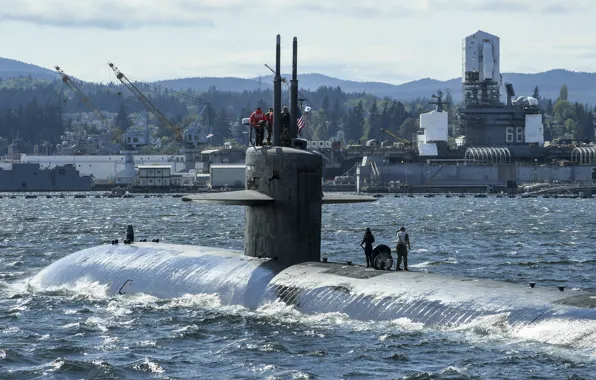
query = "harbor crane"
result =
(108, 62, 210, 173)
(108, 62, 182, 141)
(56, 65, 143, 184)
(380, 128, 411, 147)
(55, 66, 123, 145)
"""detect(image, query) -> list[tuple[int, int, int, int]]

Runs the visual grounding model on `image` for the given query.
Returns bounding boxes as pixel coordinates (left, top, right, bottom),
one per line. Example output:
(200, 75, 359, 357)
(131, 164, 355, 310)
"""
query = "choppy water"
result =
(2, 194, 596, 379)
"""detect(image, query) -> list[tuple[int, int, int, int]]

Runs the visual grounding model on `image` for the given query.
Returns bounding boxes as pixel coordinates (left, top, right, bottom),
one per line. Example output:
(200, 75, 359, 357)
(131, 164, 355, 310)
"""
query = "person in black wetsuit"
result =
(360, 228, 375, 267)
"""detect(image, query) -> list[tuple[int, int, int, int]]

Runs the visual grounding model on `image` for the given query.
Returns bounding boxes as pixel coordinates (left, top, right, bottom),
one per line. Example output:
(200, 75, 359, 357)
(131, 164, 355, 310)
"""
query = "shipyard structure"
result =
(8, 30, 595, 193)
(347, 30, 595, 192)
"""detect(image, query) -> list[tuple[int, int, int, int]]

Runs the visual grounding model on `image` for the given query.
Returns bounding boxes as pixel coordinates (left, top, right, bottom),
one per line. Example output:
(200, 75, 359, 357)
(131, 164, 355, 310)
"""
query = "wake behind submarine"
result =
(33, 35, 596, 328)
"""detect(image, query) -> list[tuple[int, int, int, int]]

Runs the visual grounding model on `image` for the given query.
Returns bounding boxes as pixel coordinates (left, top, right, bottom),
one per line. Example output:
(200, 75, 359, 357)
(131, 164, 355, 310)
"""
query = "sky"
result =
(0, 0, 595, 84)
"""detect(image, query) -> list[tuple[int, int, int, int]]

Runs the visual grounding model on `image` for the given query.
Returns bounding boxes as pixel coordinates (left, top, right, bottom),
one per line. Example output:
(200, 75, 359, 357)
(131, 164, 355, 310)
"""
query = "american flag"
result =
(297, 107, 305, 133)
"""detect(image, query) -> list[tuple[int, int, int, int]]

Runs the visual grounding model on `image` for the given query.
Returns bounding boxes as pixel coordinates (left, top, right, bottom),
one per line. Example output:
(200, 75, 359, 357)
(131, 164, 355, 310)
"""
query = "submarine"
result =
(33, 35, 596, 329)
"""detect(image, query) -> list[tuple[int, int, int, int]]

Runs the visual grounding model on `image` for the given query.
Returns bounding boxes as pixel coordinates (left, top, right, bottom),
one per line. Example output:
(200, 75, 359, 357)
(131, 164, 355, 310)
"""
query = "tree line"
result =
(0, 76, 593, 155)
(534, 84, 594, 141)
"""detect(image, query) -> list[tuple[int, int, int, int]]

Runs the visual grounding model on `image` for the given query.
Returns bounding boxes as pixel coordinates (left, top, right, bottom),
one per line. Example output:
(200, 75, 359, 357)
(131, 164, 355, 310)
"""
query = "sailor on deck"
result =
(360, 228, 375, 267)
(396, 226, 411, 271)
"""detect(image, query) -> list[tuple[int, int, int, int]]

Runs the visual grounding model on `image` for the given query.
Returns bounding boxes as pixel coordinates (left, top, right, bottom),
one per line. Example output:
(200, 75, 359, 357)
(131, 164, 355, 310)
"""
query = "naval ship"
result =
(0, 138, 93, 192)
(318, 30, 596, 191)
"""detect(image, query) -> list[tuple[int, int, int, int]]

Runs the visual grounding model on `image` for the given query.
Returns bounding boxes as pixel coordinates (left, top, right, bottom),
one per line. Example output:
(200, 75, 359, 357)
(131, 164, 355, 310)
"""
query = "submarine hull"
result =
(32, 243, 596, 327)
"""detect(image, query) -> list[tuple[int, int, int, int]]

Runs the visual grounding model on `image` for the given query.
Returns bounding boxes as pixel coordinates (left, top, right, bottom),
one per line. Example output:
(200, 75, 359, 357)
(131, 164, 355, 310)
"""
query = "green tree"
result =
(546, 99, 554, 115)
(217, 108, 232, 141)
(311, 110, 329, 140)
(345, 101, 365, 142)
(564, 118, 578, 137)
(329, 97, 343, 139)
(532, 86, 540, 100)
(321, 96, 330, 111)
(398, 117, 418, 142)
(575, 103, 595, 141)
(553, 100, 574, 123)
(368, 99, 380, 141)
(389, 101, 408, 134)
(559, 84, 568, 101)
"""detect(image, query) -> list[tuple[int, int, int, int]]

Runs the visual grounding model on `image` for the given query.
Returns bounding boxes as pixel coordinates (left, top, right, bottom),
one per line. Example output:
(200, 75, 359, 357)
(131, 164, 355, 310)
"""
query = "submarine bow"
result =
(32, 243, 285, 309)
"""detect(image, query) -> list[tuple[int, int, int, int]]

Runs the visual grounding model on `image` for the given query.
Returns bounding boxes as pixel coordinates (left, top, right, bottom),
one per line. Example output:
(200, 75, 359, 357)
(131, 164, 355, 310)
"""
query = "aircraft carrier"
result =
(317, 30, 596, 192)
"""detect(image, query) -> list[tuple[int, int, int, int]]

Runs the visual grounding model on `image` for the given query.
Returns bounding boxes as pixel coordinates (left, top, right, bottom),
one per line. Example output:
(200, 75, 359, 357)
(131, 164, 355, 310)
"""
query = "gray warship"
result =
(319, 30, 596, 191)
(0, 138, 93, 191)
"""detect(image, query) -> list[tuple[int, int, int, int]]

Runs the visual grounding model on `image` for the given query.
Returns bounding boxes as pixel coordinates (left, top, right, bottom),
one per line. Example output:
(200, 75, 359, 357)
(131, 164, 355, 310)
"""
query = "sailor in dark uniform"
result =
(360, 228, 375, 267)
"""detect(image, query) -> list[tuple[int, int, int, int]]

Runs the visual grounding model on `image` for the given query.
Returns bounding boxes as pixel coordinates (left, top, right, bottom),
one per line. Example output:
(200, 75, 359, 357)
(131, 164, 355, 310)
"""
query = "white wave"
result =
(250, 363, 276, 373)
(59, 322, 80, 330)
(389, 317, 425, 331)
(448, 313, 512, 340)
(135, 340, 158, 347)
(1, 326, 20, 334)
(159, 293, 222, 310)
(28, 276, 110, 300)
(132, 357, 164, 374)
(515, 318, 596, 350)
(440, 366, 470, 376)
(100, 336, 120, 350)
(84, 316, 110, 332)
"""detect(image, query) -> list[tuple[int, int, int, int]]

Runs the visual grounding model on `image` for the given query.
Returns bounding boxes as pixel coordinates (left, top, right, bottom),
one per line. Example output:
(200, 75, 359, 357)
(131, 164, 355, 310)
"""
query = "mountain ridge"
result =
(1, 56, 595, 103)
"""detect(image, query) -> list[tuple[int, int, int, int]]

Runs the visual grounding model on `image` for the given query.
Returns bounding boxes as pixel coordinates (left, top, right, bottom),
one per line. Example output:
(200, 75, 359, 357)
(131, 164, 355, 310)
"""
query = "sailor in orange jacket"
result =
(249, 107, 266, 146)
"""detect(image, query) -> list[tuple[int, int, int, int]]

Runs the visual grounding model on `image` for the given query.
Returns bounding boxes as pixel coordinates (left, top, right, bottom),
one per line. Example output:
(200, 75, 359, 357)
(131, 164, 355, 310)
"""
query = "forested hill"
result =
(0, 57, 57, 80)
(152, 70, 596, 104)
(2, 56, 596, 103)
(0, 57, 594, 154)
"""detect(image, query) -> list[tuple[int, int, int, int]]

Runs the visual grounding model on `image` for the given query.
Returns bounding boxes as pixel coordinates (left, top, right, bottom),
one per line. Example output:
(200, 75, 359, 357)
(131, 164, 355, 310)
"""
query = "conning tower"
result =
(183, 35, 375, 265)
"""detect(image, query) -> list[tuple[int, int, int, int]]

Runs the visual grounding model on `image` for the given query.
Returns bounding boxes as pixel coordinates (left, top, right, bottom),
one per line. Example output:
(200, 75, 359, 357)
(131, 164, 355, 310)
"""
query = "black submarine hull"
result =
(32, 242, 596, 327)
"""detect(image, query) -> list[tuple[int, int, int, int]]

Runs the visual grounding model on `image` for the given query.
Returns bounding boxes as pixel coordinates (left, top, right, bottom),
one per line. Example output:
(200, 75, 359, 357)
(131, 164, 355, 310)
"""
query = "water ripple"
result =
(1, 195, 596, 379)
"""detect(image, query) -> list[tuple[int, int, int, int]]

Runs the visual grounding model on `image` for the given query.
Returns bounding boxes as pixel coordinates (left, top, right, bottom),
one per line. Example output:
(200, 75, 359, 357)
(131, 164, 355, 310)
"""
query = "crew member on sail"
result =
(265, 107, 274, 145)
(250, 107, 266, 146)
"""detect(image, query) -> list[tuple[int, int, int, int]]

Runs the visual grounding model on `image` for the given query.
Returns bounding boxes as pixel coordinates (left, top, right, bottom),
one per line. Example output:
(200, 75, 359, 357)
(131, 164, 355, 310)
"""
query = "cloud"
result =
(275, 0, 428, 18)
(428, 0, 591, 14)
(276, 0, 594, 19)
(3, 0, 591, 30)
(0, 0, 250, 29)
